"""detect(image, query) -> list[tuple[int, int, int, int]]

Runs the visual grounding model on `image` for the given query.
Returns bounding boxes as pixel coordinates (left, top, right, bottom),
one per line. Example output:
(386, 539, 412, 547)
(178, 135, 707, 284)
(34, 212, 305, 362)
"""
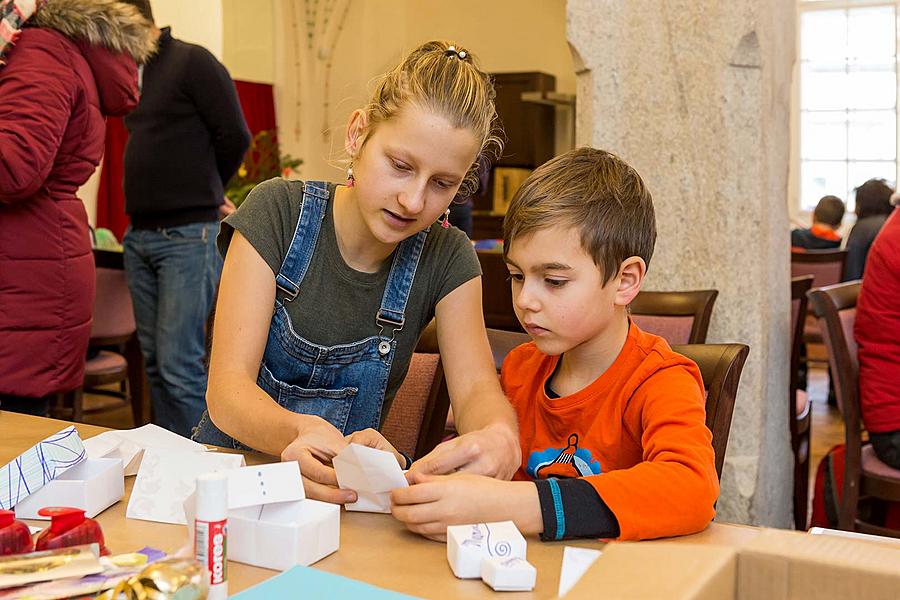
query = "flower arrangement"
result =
(225, 129, 302, 207)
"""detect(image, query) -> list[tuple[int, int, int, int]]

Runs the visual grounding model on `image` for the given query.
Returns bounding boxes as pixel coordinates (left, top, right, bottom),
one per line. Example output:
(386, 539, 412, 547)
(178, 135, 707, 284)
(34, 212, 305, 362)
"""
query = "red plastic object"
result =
(0, 509, 33, 556)
(33, 507, 109, 556)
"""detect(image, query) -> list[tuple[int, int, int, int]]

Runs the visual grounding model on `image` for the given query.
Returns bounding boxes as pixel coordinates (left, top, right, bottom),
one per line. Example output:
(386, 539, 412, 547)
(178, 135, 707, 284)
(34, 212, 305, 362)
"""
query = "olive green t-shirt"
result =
(218, 178, 481, 417)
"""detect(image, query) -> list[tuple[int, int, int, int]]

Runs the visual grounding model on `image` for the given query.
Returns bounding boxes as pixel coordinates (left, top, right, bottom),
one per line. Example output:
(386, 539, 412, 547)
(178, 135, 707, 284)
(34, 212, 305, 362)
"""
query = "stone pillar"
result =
(568, 0, 795, 527)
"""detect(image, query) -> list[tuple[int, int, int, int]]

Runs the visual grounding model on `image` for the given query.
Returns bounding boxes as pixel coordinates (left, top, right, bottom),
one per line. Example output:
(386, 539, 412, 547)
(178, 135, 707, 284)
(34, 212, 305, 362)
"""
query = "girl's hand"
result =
(391, 471, 542, 542)
(281, 416, 356, 504)
(345, 428, 406, 468)
(408, 424, 520, 480)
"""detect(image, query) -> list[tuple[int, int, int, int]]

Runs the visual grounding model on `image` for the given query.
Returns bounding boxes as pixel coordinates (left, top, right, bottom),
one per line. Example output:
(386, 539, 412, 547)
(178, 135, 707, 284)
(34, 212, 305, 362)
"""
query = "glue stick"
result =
(195, 472, 228, 600)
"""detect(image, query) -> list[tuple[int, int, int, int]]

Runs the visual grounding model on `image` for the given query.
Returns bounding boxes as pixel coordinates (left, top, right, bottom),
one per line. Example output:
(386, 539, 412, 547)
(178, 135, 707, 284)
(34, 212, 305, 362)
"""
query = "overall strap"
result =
(375, 227, 429, 339)
(275, 181, 329, 301)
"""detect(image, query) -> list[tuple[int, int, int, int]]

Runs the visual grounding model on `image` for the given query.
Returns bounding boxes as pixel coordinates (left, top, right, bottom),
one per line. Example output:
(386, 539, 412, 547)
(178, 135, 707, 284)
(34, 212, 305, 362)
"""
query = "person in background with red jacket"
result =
(0, 0, 155, 416)
(855, 201, 900, 469)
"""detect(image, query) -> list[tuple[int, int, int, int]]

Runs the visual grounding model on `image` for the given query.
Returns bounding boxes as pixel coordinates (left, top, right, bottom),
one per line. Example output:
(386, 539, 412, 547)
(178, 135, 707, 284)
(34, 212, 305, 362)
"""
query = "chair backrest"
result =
(790, 249, 848, 289)
(671, 344, 750, 481)
(807, 281, 862, 529)
(485, 328, 747, 482)
(477, 250, 523, 332)
(91, 259, 136, 343)
(628, 290, 719, 344)
(790, 276, 814, 424)
(381, 321, 450, 459)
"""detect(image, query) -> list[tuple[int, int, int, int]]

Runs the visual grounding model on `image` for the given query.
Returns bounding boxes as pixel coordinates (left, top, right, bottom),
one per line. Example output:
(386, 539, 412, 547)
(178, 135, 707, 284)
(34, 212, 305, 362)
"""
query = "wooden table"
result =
(1, 412, 759, 598)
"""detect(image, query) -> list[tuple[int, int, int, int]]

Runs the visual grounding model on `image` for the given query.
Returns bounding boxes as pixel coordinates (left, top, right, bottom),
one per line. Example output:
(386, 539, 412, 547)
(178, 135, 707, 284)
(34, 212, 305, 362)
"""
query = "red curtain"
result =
(95, 80, 276, 241)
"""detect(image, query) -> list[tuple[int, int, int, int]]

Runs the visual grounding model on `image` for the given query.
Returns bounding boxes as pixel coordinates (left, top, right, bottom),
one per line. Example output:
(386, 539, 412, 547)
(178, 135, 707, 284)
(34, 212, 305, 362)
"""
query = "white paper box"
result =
(480, 555, 537, 592)
(228, 499, 340, 571)
(447, 521, 527, 579)
(15, 458, 124, 519)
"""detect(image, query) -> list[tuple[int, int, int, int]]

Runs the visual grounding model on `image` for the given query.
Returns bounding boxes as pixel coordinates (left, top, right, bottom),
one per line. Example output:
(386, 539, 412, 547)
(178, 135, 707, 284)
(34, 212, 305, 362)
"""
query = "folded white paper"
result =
(447, 521, 527, 579)
(16, 458, 124, 519)
(227, 461, 306, 509)
(0, 426, 86, 510)
(558, 546, 603, 597)
(333, 443, 407, 513)
(84, 424, 207, 476)
(228, 499, 340, 571)
(126, 447, 244, 524)
(480, 555, 537, 592)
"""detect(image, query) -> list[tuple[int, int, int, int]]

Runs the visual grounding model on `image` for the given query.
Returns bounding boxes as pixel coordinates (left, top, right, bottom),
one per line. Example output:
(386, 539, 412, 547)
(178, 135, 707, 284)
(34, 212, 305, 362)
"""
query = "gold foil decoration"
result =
(97, 558, 208, 600)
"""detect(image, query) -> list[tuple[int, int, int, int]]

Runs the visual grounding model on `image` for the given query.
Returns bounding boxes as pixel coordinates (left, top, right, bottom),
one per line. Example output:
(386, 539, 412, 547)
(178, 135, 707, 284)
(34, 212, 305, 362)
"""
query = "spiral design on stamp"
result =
(492, 540, 512, 557)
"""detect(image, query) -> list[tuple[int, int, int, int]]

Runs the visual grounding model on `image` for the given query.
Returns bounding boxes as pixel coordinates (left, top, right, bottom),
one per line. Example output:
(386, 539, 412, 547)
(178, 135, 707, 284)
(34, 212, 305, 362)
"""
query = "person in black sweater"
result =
(121, 0, 250, 437)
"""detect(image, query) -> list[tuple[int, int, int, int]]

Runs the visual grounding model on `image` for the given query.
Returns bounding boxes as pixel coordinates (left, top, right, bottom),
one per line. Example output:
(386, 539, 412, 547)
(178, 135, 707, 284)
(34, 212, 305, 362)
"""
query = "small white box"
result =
(446, 521, 527, 579)
(480, 555, 537, 592)
(15, 458, 124, 519)
(228, 499, 340, 571)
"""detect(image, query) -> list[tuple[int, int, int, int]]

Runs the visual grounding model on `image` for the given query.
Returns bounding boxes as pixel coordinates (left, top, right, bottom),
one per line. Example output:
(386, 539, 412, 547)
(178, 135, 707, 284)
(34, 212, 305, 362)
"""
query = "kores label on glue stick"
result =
(195, 472, 228, 600)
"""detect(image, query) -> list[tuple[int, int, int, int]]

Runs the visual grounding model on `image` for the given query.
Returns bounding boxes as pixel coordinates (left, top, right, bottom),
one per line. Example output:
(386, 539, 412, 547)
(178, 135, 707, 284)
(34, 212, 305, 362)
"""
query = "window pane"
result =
(847, 6, 895, 60)
(801, 10, 848, 62)
(802, 63, 847, 110)
(802, 161, 848, 211)
(802, 111, 847, 160)
(848, 110, 896, 161)
(846, 63, 896, 110)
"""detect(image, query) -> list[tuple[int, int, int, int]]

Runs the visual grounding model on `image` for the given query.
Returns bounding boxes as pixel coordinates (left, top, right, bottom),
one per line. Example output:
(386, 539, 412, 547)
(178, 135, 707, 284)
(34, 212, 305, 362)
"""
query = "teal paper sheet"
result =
(231, 566, 421, 599)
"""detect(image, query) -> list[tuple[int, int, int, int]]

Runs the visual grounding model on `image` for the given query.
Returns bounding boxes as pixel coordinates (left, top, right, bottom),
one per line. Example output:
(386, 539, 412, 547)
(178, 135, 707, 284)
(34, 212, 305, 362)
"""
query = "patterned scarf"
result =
(0, 0, 44, 66)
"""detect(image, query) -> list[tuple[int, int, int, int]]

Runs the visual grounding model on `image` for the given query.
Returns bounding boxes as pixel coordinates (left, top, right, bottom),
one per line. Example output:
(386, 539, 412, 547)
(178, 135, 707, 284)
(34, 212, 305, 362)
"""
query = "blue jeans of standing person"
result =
(123, 222, 222, 437)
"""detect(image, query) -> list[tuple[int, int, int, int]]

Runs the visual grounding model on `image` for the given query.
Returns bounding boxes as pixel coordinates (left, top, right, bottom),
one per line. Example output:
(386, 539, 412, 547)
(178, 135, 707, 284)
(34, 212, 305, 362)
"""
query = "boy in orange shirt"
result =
(392, 147, 719, 541)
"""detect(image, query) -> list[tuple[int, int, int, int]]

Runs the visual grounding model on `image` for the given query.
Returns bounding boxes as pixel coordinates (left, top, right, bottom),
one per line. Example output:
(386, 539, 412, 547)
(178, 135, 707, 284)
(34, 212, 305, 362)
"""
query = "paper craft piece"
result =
(333, 443, 408, 513)
(126, 448, 244, 525)
(557, 546, 603, 597)
(446, 521, 527, 579)
(84, 424, 207, 476)
(231, 565, 419, 600)
(480, 556, 537, 592)
(229, 499, 340, 570)
(227, 462, 305, 509)
(0, 544, 102, 591)
(16, 458, 124, 519)
(0, 426, 86, 510)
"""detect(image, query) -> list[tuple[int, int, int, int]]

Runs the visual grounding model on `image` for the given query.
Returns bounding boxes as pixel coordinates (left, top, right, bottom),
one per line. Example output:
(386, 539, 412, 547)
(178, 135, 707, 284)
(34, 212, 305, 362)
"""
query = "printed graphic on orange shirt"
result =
(526, 433, 601, 479)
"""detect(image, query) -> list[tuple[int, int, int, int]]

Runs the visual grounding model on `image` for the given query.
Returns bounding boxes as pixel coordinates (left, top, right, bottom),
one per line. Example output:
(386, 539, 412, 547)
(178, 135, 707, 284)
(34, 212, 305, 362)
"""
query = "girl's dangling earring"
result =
(346, 162, 355, 188)
(441, 208, 451, 229)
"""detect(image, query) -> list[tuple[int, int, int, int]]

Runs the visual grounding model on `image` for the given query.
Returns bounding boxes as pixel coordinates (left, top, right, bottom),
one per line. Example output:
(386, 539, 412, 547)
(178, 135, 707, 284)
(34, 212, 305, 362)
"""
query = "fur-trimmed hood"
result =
(32, 0, 156, 63)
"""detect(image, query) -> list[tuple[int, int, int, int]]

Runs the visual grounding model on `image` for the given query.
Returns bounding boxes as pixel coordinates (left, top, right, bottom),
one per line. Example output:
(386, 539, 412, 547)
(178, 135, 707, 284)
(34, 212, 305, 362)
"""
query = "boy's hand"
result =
(345, 428, 406, 468)
(281, 416, 356, 505)
(391, 471, 542, 542)
(408, 424, 520, 480)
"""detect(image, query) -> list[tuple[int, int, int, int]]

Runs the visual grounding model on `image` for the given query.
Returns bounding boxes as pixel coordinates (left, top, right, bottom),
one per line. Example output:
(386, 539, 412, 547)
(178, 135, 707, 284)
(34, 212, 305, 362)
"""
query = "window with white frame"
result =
(799, 0, 898, 212)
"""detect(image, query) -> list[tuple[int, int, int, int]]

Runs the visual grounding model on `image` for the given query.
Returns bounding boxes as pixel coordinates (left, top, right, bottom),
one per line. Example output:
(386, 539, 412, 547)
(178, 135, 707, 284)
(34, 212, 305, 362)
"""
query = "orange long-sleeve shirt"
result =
(501, 323, 719, 541)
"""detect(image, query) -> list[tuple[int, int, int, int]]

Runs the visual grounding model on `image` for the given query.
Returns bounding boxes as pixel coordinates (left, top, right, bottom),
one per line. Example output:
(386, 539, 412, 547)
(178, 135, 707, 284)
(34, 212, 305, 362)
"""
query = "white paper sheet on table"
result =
(83, 423, 207, 476)
(558, 546, 603, 598)
(126, 447, 244, 525)
(332, 443, 408, 513)
(0, 426, 86, 510)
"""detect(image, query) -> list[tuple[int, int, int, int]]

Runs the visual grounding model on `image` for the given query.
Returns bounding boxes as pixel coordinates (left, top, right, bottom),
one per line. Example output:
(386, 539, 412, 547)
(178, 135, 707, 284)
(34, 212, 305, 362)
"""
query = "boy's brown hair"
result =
(502, 147, 656, 284)
(812, 195, 845, 228)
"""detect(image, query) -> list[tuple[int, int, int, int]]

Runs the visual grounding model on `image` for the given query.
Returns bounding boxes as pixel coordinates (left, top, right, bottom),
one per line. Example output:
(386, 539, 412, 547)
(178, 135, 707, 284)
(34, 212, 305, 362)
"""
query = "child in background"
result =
(392, 147, 719, 541)
(791, 195, 845, 251)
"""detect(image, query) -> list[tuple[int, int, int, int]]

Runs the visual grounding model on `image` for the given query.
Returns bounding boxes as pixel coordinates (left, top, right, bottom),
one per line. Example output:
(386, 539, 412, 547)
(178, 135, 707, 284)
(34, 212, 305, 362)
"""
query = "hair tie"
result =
(444, 45, 468, 61)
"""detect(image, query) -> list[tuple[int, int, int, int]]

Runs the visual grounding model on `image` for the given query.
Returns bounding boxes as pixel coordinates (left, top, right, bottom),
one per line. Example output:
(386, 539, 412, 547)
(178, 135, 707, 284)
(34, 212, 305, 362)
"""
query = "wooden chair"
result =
(484, 329, 749, 481)
(53, 251, 148, 426)
(808, 281, 900, 537)
(670, 344, 749, 480)
(790, 275, 815, 530)
(628, 289, 719, 344)
(381, 321, 451, 460)
(791, 249, 848, 347)
(477, 249, 523, 332)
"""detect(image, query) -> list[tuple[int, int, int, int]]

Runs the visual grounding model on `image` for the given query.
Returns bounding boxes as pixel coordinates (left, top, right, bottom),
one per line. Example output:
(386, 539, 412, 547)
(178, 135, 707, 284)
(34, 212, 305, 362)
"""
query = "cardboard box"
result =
(228, 499, 340, 571)
(15, 458, 124, 519)
(566, 527, 900, 600)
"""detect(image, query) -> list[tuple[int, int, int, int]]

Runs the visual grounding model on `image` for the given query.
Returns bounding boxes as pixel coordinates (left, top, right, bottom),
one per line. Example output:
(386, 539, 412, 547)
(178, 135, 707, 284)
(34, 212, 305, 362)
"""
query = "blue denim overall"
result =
(192, 181, 427, 450)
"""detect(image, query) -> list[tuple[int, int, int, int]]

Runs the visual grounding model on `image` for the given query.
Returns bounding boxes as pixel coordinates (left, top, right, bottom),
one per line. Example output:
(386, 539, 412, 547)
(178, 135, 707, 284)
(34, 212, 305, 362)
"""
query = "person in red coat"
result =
(855, 204, 900, 469)
(0, 0, 155, 415)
